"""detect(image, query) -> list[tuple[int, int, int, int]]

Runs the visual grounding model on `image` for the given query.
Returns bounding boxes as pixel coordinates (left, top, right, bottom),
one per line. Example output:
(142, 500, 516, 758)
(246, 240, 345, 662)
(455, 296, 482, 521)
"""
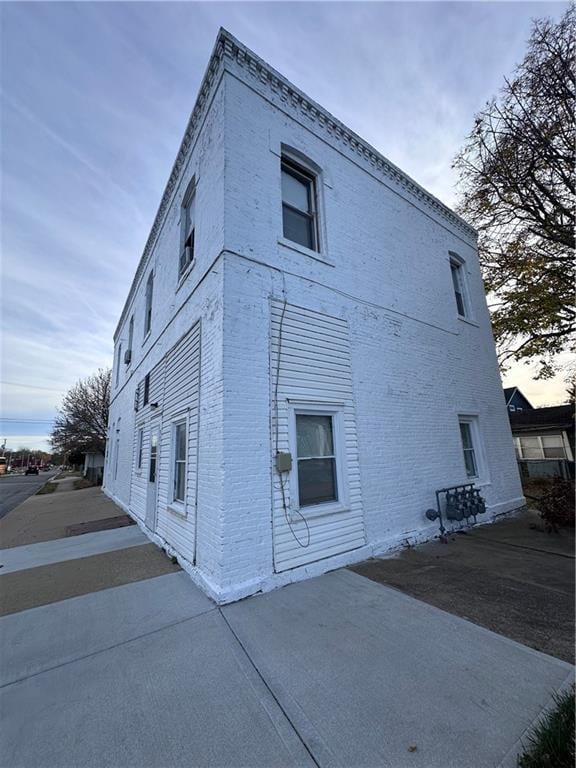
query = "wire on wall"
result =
(273, 294, 310, 549)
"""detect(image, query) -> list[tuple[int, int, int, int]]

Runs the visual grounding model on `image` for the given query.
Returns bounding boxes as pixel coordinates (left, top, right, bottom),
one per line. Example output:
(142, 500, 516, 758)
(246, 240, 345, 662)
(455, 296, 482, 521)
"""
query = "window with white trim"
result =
(136, 427, 144, 470)
(144, 271, 153, 337)
(179, 182, 195, 277)
(126, 315, 134, 365)
(172, 421, 187, 504)
(281, 156, 319, 251)
(115, 344, 122, 388)
(293, 410, 344, 509)
(458, 416, 484, 480)
(450, 256, 468, 317)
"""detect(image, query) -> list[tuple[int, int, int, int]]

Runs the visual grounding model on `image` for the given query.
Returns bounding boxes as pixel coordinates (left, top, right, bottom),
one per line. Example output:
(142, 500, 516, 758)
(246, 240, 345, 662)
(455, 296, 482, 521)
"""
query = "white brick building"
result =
(104, 29, 524, 604)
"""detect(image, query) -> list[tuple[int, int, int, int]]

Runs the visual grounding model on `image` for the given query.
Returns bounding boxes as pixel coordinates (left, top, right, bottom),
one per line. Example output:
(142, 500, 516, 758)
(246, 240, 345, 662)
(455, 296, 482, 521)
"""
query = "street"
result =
(0, 472, 58, 520)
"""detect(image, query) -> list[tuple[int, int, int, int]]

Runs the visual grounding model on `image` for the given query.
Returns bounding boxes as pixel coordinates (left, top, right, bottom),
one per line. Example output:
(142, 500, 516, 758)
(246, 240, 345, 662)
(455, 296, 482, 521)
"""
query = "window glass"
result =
(519, 436, 542, 459)
(296, 414, 337, 506)
(451, 262, 466, 316)
(180, 189, 195, 275)
(149, 433, 157, 483)
(137, 428, 144, 469)
(144, 272, 153, 335)
(282, 207, 315, 250)
(459, 421, 478, 477)
(127, 316, 134, 359)
(281, 158, 318, 251)
(282, 170, 310, 212)
(542, 435, 565, 459)
(143, 374, 150, 406)
(173, 422, 187, 503)
(115, 344, 122, 387)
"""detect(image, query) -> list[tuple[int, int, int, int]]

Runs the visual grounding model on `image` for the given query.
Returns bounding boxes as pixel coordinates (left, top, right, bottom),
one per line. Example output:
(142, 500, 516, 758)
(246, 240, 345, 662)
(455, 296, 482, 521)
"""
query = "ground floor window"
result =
(458, 416, 485, 481)
(136, 427, 144, 470)
(296, 413, 337, 506)
(172, 420, 187, 504)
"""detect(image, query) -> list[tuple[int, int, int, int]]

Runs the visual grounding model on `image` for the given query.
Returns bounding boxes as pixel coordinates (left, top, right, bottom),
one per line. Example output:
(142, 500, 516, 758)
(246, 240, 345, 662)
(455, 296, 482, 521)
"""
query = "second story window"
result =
(179, 182, 195, 277)
(450, 257, 468, 317)
(144, 271, 154, 337)
(125, 315, 134, 365)
(115, 343, 122, 388)
(281, 156, 318, 251)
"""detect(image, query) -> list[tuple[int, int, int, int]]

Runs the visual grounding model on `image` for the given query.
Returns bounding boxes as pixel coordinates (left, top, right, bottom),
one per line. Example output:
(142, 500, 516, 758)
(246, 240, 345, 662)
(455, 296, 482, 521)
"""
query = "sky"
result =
(0, 0, 570, 452)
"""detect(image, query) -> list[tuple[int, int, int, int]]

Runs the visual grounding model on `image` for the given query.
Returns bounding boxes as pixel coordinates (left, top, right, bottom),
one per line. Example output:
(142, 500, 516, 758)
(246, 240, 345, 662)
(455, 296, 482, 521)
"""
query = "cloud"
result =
(1, 1, 569, 451)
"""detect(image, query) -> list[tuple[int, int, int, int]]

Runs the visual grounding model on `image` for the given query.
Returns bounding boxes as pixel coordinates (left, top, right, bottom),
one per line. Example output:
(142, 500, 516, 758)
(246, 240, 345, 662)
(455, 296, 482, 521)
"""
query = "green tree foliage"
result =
(454, 6, 575, 378)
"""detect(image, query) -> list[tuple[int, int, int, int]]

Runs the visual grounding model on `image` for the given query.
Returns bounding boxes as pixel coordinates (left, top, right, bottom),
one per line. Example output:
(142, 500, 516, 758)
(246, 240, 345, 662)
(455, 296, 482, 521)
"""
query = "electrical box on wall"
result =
(276, 452, 292, 472)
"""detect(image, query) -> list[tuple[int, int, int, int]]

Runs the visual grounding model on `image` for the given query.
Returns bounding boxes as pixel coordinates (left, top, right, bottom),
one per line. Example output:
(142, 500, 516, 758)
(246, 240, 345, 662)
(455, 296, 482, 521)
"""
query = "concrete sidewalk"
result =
(0, 492, 573, 767)
(1, 563, 573, 767)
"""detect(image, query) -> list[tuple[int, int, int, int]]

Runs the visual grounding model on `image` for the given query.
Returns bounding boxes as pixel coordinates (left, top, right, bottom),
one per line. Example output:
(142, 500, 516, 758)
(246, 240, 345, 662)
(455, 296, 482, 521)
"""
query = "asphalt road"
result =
(0, 473, 58, 521)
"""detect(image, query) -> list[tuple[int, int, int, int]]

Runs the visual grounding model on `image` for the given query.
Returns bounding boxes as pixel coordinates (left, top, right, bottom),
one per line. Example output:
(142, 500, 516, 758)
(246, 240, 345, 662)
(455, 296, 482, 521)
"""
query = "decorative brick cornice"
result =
(220, 29, 476, 241)
(115, 28, 476, 338)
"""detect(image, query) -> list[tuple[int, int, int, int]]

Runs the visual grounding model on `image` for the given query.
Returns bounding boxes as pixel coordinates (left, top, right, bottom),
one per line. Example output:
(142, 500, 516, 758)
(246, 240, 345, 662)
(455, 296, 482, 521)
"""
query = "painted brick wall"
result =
(105, 37, 524, 604)
(214, 65, 524, 598)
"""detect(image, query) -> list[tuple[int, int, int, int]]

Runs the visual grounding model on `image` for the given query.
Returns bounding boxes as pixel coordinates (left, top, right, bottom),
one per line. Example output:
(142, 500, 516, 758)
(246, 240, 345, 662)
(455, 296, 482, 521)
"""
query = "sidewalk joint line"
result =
(0, 606, 217, 690)
(218, 607, 321, 768)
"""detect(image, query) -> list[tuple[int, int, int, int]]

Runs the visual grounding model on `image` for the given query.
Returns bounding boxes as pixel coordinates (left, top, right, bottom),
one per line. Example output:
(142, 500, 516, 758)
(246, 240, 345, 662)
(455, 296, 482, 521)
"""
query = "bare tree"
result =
(453, 6, 575, 378)
(51, 369, 111, 455)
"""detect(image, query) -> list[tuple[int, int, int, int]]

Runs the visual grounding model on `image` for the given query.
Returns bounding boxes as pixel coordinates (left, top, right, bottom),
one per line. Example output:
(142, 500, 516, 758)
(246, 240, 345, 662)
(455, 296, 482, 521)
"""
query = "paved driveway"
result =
(1, 545, 573, 767)
(351, 509, 575, 663)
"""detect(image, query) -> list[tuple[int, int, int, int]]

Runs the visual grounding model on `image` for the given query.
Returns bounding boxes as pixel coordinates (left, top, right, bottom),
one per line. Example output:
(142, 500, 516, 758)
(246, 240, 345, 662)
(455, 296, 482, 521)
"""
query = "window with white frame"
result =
(172, 421, 187, 505)
(136, 427, 144, 470)
(144, 271, 154, 337)
(295, 412, 339, 507)
(179, 182, 195, 277)
(458, 416, 482, 479)
(126, 315, 134, 365)
(450, 256, 467, 317)
(281, 156, 319, 251)
(515, 434, 567, 460)
(143, 373, 150, 406)
(115, 344, 122, 388)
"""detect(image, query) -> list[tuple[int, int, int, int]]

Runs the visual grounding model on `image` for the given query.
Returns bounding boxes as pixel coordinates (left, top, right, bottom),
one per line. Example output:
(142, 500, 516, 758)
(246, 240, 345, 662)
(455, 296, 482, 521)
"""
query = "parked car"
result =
(25, 467, 39, 476)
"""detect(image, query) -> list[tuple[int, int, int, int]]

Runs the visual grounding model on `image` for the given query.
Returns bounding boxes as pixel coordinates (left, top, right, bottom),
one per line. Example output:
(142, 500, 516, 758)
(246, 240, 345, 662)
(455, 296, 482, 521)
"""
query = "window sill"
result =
(278, 237, 333, 266)
(290, 501, 349, 522)
(142, 331, 151, 346)
(458, 315, 479, 328)
(176, 259, 196, 292)
(167, 503, 187, 519)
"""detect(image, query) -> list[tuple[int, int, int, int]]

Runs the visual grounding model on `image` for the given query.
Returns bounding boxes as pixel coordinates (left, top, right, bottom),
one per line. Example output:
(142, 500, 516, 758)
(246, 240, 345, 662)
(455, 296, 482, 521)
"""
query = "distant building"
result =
(503, 387, 533, 413)
(104, 29, 524, 604)
(510, 404, 574, 480)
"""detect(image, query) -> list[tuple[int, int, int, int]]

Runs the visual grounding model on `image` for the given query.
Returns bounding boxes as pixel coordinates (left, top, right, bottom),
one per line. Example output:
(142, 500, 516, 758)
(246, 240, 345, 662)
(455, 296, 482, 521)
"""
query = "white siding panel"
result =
(154, 322, 201, 564)
(270, 300, 366, 572)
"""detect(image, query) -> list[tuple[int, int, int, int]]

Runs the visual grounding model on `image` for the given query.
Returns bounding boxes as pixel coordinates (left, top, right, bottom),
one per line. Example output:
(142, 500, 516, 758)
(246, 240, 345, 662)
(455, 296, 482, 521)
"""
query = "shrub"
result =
(518, 687, 575, 768)
(537, 479, 575, 532)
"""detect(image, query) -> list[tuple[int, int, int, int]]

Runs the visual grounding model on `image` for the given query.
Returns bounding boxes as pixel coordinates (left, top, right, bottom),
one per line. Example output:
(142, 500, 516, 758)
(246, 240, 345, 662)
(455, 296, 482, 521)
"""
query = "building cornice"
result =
(115, 27, 476, 339)
(220, 29, 477, 242)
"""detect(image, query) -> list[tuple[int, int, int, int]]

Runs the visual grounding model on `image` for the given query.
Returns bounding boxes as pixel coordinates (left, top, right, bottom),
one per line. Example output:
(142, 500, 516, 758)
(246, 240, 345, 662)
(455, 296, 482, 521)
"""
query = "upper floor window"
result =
(449, 255, 468, 318)
(125, 315, 134, 365)
(144, 271, 154, 337)
(281, 156, 318, 252)
(115, 343, 122, 388)
(179, 182, 195, 277)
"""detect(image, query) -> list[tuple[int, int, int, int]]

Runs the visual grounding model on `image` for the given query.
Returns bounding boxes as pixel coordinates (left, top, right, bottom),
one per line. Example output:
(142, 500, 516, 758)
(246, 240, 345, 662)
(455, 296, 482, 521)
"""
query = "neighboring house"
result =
(103, 29, 524, 604)
(83, 452, 105, 485)
(510, 404, 575, 480)
(503, 387, 533, 413)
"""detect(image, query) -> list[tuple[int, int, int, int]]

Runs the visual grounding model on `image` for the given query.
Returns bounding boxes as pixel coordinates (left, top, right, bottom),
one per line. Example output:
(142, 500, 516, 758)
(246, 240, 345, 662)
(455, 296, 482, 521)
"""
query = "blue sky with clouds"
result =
(1, 1, 569, 452)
